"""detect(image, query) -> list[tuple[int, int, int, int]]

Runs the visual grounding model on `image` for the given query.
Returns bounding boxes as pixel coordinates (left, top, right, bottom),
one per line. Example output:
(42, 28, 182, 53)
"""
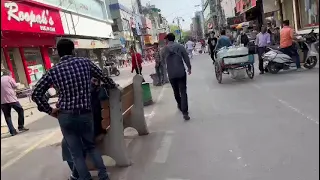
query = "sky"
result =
(140, 0, 202, 30)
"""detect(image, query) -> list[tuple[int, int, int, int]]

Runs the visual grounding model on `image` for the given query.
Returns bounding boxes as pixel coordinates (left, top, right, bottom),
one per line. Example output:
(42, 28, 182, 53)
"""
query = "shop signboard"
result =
(1, 1, 64, 35)
(58, 38, 109, 49)
(227, 16, 244, 26)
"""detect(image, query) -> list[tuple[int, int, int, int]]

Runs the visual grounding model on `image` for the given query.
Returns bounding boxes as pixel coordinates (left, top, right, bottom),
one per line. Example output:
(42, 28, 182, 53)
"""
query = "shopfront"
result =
(1, 0, 64, 87)
(293, 0, 319, 33)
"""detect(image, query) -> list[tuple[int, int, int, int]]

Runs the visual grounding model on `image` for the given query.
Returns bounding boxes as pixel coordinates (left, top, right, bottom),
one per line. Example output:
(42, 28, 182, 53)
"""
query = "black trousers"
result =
(210, 49, 215, 62)
(169, 75, 188, 115)
(135, 66, 142, 75)
(257, 47, 266, 72)
(1, 102, 25, 134)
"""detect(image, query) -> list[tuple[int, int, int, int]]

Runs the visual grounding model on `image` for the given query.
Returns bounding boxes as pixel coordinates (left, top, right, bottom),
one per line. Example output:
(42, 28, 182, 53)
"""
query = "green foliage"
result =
(169, 25, 191, 43)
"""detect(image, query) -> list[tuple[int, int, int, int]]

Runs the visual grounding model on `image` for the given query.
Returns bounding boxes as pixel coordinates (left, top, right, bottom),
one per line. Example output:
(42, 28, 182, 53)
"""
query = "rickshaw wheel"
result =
(215, 62, 223, 83)
(246, 64, 254, 79)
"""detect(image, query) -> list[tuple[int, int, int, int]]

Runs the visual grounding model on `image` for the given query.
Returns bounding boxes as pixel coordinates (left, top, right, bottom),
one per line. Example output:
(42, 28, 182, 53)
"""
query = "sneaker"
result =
(296, 68, 303, 72)
(183, 114, 190, 121)
(18, 127, 29, 132)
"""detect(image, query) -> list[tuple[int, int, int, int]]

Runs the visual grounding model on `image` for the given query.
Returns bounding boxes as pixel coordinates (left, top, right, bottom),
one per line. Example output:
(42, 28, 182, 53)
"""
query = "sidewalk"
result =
(1, 82, 164, 180)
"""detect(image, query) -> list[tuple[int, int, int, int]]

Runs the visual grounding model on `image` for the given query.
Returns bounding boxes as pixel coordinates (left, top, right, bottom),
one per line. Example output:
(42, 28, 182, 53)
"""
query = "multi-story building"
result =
(221, 0, 236, 20)
(202, 0, 224, 33)
(191, 11, 203, 41)
(106, 0, 143, 53)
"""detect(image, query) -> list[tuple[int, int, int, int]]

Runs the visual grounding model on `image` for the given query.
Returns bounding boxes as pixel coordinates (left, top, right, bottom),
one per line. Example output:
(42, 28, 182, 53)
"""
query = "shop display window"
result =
(24, 48, 46, 85)
(7, 48, 21, 83)
(296, 0, 319, 29)
(48, 48, 60, 66)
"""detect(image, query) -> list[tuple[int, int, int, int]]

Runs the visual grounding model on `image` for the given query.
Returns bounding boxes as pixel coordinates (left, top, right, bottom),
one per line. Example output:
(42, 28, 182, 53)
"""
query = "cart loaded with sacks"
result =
(214, 45, 257, 83)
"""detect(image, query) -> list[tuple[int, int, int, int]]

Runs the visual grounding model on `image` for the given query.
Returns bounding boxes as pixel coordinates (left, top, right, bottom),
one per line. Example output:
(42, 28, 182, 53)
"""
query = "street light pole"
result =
(173, 16, 184, 43)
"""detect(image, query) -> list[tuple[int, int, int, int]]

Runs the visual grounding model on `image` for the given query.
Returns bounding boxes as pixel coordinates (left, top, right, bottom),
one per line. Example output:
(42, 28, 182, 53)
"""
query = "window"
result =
(203, 4, 210, 20)
(48, 48, 60, 66)
(122, 19, 130, 31)
(296, 0, 319, 29)
(23, 48, 46, 86)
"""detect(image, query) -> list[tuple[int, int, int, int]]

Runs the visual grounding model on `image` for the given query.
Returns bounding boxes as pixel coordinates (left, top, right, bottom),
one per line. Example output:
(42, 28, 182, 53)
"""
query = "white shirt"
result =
(185, 41, 194, 50)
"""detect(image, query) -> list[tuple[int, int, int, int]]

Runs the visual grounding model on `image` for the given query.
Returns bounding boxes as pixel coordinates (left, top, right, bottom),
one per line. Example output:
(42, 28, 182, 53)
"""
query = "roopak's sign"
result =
(1, 1, 64, 35)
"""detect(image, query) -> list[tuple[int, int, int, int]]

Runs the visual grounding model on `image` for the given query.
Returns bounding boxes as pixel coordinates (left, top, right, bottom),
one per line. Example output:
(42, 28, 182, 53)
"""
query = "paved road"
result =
(109, 54, 319, 180)
(1, 54, 318, 180)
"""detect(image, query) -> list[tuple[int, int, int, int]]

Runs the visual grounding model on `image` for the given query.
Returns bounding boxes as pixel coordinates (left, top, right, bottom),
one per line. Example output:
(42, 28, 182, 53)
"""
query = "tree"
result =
(169, 25, 191, 43)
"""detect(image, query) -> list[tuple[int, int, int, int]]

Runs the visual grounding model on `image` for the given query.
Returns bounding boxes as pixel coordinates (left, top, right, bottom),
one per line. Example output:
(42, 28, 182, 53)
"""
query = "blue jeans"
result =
(58, 112, 108, 180)
(281, 45, 301, 68)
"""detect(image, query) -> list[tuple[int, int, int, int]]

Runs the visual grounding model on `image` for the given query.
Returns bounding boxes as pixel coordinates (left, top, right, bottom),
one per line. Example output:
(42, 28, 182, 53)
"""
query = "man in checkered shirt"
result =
(32, 39, 114, 180)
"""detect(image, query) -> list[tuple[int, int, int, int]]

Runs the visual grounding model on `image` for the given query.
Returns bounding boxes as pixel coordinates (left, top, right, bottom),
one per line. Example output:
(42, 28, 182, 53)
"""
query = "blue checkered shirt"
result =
(32, 55, 116, 114)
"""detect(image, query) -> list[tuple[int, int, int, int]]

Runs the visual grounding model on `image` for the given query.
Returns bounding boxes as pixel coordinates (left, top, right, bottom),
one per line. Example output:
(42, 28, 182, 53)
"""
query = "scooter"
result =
(104, 61, 120, 76)
(262, 29, 318, 74)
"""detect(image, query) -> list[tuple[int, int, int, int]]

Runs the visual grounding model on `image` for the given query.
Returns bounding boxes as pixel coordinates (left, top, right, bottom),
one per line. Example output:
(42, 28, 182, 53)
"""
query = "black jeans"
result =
(210, 49, 215, 62)
(257, 47, 267, 72)
(135, 66, 142, 75)
(169, 75, 188, 115)
(280, 45, 301, 68)
(1, 102, 25, 134)
(58, 112, 108, 180)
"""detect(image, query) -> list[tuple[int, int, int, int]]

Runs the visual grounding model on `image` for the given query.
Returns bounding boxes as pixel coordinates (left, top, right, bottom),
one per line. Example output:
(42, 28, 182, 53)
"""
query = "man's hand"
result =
(50, 108, 60, 118)
(187, 69, 191, 75)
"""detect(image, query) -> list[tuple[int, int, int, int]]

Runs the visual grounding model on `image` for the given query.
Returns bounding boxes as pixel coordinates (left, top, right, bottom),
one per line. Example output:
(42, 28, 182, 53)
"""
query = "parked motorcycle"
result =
(262, 29, 318, 74)
(104, 61, 120, 76)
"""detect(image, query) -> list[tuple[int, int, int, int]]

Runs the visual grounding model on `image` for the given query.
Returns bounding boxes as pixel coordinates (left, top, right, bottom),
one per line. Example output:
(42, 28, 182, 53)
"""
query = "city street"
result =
(1, 54, 319, 180)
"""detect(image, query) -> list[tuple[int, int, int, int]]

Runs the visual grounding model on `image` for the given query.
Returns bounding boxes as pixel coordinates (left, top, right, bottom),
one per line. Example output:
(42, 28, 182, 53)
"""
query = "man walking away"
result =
(207, 31, 218, 63)
(255, 26, 271, 74)
(130, 46, 143, 75)
(185, 38, 195, 59)
(1, 70, 29, 136)
(161, 33, 191, 120)
(280, 20, 301, 71)
(32, 39, 115, 180)
(214, 29, 232, 51)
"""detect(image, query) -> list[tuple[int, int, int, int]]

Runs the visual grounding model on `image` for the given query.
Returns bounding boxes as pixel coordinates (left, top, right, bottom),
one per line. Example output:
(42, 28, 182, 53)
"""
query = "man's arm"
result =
(9, 77, 18, 89)
(267, 33, 271, 45)
(214, 39, 220, 51)
(255, 34, 259, 46)
(31, 72, 53, 114)
(89, 60, 117, 88)
(179, 45, 191, 71)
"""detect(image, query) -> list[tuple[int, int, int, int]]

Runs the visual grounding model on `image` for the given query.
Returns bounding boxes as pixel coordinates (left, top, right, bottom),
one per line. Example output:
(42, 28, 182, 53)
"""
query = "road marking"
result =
(146, 85, 165, 126)
(252, 84, 319, 125)
(154, 131, 173, 163)
(1, 130, 59, 172)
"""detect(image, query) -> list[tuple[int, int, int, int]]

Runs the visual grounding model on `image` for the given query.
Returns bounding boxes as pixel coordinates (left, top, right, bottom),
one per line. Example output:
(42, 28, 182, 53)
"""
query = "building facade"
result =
(35, 0, 114, 68)
(106, 0, 143, 53)
(1, 0, 64, 87)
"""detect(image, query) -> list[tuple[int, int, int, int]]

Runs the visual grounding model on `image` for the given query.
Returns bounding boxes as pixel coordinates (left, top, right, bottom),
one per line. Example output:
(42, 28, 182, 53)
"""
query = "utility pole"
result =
(173, 16, 184, 43)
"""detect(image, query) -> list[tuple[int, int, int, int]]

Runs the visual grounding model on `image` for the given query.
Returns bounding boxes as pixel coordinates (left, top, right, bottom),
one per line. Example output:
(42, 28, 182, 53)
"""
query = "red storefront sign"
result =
(251, 0, 256, 8)
(1, 0, 64, 35)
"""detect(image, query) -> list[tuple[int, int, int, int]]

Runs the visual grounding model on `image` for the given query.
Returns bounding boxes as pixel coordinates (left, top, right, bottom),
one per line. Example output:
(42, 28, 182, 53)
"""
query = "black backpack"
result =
(240, 34, 249, 46)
